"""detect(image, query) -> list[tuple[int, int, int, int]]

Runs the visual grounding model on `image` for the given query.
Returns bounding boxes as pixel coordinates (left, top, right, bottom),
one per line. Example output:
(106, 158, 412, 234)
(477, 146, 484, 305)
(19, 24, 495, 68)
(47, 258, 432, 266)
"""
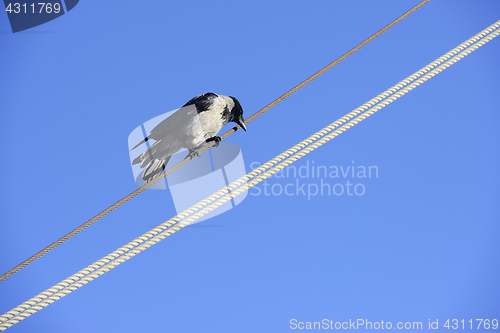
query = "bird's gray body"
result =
(132, 93, 246, 182)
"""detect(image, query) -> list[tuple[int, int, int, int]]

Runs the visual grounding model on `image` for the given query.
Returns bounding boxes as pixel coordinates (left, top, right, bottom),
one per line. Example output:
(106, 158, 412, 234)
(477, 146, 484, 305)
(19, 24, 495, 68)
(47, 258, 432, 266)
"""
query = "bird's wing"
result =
(182, 92, 219, 113)
(131, 104, 199, 151)
(132, 93, 220, 150)
(144, 92, 221, 140)
(147, 105, 198, 140)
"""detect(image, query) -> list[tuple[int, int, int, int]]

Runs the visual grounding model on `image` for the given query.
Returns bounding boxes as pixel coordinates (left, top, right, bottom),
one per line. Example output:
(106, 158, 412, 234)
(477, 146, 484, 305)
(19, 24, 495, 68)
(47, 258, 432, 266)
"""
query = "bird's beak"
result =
(236, 115, 247, 131)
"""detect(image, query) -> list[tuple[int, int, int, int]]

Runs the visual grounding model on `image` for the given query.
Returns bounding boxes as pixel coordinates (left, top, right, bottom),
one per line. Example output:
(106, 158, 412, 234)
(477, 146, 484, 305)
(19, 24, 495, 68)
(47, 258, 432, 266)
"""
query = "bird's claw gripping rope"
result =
(206, 136, 222, 147)
(186, 149, 200, 160)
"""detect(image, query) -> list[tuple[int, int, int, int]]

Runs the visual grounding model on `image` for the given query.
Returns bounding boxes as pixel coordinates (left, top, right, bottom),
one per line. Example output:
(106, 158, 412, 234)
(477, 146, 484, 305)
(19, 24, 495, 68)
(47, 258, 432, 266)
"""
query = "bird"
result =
(131, 92, 247, 183)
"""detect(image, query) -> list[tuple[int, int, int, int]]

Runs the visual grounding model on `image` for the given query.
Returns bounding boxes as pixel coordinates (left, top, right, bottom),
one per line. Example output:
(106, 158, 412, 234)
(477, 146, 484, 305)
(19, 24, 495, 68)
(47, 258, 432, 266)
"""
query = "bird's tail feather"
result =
(132, 141, 160, 166)
(131, 137, 149, 150)
(142, 156, 171, 183)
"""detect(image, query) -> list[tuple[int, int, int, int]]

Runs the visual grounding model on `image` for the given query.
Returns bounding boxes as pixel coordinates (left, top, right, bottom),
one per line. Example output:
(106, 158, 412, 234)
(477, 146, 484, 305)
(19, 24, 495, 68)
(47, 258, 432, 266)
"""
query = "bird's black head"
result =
(229, 96, 246, 131)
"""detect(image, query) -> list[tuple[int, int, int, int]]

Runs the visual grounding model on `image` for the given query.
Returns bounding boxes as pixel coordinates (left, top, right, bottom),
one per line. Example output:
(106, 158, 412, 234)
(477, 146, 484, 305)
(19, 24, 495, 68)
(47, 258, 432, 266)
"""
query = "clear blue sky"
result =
(1, 1, 499, 332)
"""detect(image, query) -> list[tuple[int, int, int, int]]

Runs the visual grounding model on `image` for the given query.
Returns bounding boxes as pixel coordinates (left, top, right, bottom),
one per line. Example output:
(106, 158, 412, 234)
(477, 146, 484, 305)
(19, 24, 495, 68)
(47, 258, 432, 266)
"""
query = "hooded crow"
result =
(132, 92, 246, 183)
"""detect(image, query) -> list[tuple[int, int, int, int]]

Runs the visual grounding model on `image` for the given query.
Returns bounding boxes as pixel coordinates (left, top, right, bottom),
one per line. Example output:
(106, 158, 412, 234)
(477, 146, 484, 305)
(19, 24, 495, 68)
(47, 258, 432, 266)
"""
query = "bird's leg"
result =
(206, 136, 221, 147)
(185, 149, 200, 160)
